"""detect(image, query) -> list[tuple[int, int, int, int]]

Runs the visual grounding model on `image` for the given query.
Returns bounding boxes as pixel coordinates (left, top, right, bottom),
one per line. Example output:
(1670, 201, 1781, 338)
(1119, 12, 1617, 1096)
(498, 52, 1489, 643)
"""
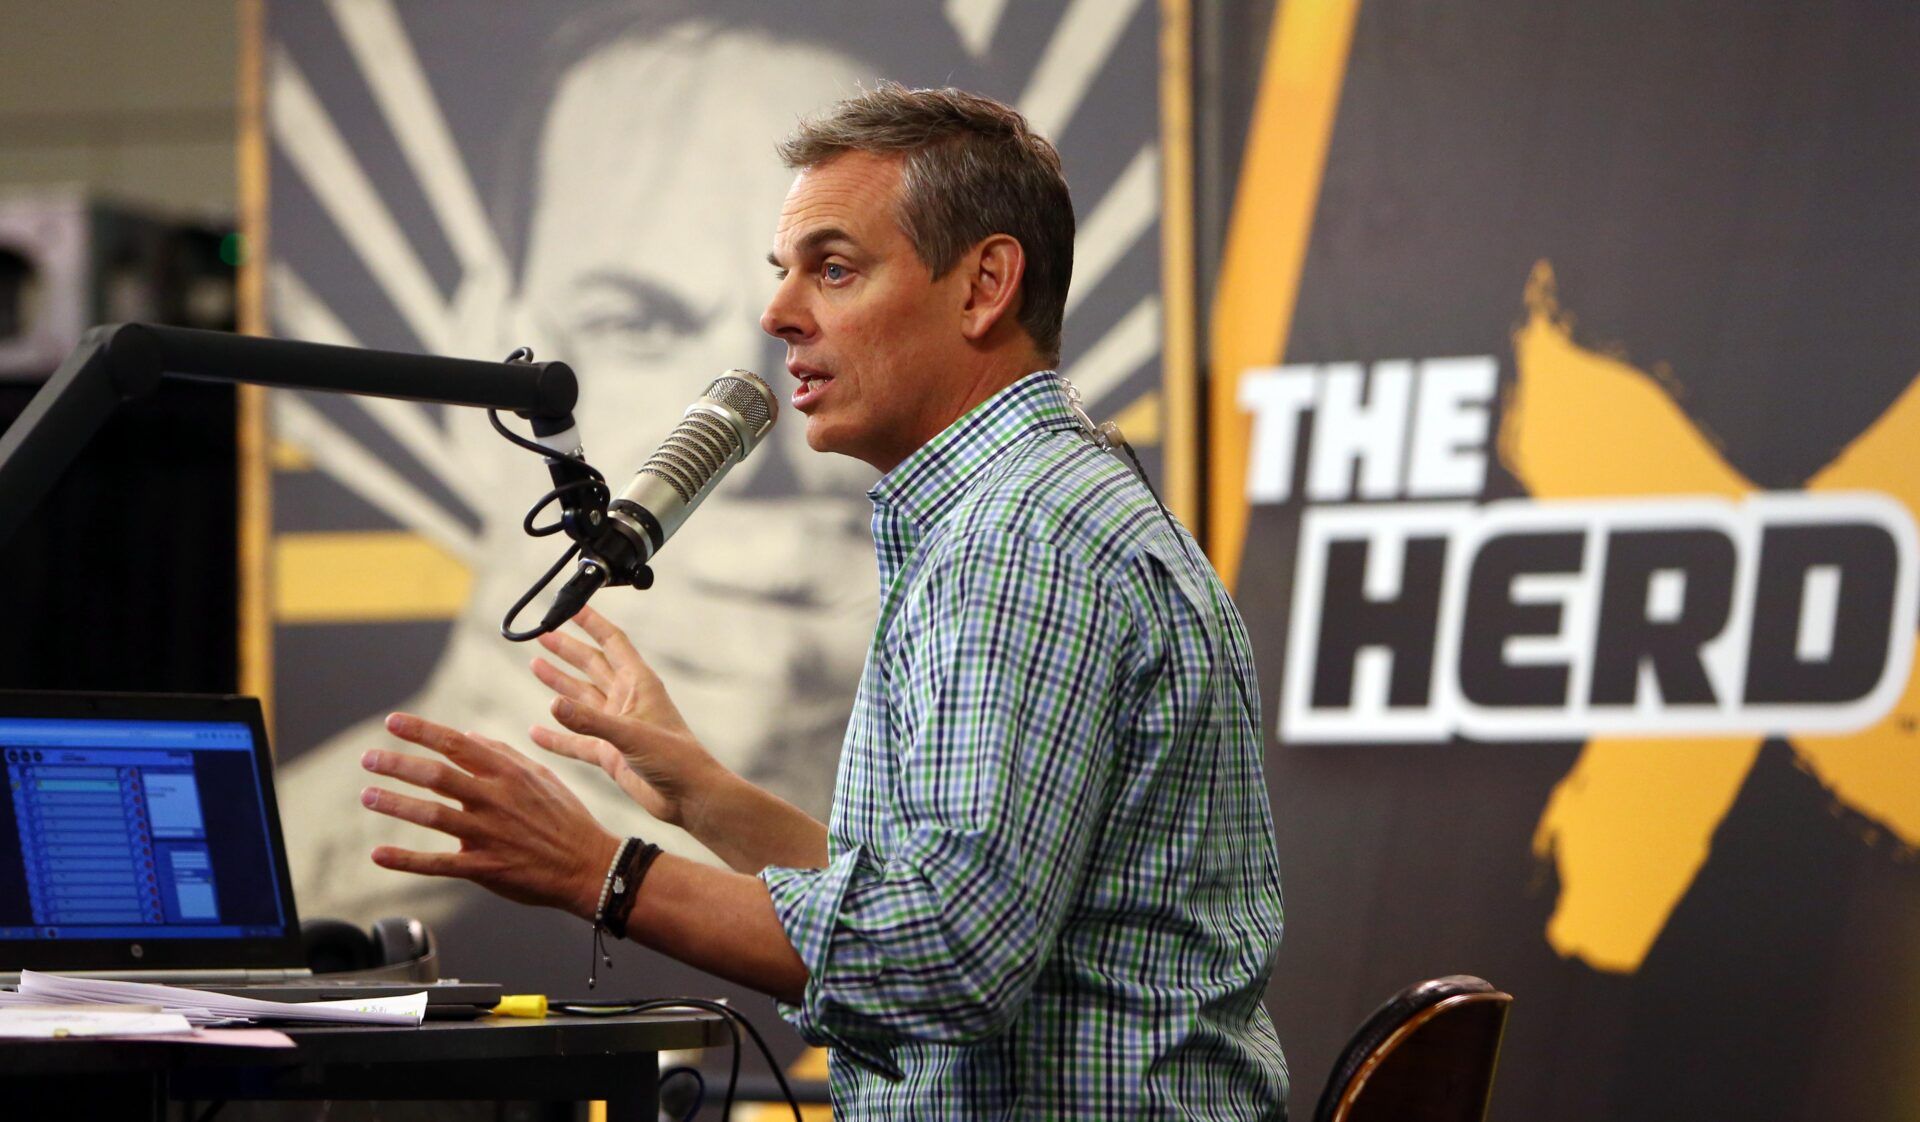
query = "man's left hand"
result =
(360, 712, 621, 920)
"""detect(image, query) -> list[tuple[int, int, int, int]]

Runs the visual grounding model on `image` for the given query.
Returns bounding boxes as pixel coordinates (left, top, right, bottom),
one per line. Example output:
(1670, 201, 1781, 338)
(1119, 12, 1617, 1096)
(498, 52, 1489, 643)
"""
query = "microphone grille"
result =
(640, 412, 738, 503)
(705, 370, 776, 437)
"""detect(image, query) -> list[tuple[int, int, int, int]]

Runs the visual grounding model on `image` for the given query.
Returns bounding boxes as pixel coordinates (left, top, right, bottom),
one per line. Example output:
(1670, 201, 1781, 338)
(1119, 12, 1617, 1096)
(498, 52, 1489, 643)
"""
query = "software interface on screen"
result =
(0, 718, 287, 940)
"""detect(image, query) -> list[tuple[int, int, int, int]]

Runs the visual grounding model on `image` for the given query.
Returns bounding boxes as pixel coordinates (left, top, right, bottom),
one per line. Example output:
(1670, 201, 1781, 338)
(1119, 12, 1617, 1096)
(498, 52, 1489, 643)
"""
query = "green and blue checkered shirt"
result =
(760, 372, 1287, 1119)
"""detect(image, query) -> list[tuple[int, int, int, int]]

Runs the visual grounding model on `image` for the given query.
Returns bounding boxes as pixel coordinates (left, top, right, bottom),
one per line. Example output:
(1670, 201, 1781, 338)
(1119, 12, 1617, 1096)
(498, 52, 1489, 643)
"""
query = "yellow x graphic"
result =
(1510, 262, 1920, 972)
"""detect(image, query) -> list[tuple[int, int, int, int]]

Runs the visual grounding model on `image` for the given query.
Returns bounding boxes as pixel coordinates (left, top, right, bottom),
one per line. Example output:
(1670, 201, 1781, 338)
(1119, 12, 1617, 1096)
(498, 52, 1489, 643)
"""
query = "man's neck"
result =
(866, 346, 1052, 475)
(944, 352, 1052, 427)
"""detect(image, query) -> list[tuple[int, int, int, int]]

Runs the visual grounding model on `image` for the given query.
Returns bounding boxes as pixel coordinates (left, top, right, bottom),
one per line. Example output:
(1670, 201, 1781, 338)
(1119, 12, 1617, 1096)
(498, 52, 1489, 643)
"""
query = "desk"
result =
(0, 1010, 731, 1121)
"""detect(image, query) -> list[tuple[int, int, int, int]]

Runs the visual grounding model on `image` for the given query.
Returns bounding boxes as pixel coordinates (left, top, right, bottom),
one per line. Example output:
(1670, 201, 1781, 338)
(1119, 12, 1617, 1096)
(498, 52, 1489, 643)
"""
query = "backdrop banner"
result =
(260, 0, 1169, 1068)
(1205, 2, 1920, 1118)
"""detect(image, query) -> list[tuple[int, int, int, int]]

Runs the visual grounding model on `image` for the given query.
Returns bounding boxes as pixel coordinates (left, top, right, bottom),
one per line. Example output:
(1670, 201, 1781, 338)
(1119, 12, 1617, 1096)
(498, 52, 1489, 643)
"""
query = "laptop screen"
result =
(0, 693, 304, 974)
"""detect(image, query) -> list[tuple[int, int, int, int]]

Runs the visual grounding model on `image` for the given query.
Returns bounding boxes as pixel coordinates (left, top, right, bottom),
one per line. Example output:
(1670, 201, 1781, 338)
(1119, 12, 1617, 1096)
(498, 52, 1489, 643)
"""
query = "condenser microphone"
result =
(605, 369, 779, 565)
(535, 370, 778, 631)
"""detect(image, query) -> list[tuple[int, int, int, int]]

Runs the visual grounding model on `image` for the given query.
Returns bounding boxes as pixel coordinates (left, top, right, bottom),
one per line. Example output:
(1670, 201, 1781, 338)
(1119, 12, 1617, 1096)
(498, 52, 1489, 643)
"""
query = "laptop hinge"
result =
(0, 966, 315, 986)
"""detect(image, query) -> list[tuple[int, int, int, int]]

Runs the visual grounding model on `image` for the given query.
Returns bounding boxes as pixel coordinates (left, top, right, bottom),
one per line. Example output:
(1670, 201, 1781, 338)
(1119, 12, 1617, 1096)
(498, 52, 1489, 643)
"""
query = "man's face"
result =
(762, 153, 975, 474)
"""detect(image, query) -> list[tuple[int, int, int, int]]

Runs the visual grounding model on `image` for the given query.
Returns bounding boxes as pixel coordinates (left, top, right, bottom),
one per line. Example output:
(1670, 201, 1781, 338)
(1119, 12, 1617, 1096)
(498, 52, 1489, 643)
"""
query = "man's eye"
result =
(823, 263, 848, 282)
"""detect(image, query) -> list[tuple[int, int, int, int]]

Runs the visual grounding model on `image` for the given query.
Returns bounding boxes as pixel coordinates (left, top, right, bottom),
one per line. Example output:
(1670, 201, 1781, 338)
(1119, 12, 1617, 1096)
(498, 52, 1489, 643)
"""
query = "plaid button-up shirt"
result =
(761, 372, 1287, 1119)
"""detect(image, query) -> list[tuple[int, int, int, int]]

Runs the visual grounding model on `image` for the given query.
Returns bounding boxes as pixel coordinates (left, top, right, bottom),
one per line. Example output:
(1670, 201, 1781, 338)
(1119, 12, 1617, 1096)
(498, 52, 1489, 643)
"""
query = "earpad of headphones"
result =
(300, 917, 378, 974)
(370, 915, 432, 967)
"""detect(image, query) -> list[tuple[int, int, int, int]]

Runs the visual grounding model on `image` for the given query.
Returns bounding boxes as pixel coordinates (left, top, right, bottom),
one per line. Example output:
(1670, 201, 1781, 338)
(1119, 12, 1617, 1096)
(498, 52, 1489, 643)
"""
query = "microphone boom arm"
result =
(0, 323, 580, 548)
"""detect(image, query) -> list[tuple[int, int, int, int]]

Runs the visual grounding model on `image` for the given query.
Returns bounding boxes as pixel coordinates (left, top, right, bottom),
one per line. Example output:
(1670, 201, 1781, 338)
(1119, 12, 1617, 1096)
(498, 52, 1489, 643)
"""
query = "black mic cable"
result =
(493, 366, 779, 641)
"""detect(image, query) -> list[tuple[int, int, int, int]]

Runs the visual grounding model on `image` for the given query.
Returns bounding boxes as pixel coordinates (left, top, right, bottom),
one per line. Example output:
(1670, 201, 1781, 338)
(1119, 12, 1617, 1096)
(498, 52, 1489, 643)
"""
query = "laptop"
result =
(0, 690, 497, 1008)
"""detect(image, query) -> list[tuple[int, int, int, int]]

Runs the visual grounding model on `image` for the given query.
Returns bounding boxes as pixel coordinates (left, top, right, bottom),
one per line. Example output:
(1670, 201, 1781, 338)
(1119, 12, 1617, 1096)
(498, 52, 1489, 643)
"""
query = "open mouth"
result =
(792, 373, 832, 410)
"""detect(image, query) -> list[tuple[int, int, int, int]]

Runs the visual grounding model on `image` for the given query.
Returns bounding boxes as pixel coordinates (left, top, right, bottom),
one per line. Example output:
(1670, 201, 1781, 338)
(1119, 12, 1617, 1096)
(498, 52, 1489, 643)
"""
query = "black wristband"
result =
(605, 840, 663, 940)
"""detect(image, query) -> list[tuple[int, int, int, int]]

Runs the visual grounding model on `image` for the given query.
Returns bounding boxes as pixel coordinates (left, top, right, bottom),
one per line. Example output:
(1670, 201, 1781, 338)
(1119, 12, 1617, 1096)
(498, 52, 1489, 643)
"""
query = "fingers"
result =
(531, 724, 660, 815)
(570, 606, 646, 671)
(362, 746, 487, 804)
(464, 729, 548, 776)
(548, 696, 641, 748)
(529, 723, 606, 765)
(360, 784, 474, 835)
(530, 656, 606, 708)
(465, 728, 521, 756)
(531, 724, 625, 779)
(384, 713, 511, 777)
(370, 844, 471, 878)
(536, 629, 616, 691)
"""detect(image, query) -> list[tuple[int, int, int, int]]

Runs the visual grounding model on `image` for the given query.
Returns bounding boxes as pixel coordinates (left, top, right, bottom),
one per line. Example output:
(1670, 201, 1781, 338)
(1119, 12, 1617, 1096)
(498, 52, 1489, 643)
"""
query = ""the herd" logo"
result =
(1241, 356, 1918, 745)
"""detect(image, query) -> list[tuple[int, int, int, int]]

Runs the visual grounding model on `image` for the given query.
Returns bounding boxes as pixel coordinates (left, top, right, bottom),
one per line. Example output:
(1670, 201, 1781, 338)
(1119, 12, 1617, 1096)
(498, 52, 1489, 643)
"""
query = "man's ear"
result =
(958, 234, 1027, 344)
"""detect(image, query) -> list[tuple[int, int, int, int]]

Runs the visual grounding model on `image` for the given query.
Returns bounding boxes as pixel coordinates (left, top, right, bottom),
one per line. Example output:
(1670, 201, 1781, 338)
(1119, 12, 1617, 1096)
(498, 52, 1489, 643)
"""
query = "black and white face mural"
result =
(263, 1, 1169, 966)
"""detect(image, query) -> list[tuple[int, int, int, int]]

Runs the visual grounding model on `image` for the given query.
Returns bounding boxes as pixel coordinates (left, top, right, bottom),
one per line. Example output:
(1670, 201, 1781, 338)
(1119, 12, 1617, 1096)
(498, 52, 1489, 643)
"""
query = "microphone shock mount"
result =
(490, 346, 650, 643)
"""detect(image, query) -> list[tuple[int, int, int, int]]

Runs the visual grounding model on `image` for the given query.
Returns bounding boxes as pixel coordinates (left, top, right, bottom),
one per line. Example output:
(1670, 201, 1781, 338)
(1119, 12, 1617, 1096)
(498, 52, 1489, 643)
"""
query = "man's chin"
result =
(802, 418, 836, 455)
(809, 438, 889, 477)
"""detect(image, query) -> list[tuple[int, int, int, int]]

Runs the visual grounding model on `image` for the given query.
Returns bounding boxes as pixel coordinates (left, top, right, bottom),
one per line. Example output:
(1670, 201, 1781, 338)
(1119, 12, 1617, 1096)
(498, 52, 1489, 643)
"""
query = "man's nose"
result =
(759, 277, 813, 341)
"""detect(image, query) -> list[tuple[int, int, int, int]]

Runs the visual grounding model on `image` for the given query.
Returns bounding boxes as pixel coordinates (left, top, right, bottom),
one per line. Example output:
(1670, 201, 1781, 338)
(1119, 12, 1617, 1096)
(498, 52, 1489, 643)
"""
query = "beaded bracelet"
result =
(588, 837, 640, 988)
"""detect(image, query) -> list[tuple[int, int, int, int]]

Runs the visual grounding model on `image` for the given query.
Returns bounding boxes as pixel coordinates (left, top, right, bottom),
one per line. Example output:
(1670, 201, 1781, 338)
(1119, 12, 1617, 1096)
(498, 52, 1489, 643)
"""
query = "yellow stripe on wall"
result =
(274, 531, 471, 623)
(1206, 0, 1362, 589)
(236, 0, 273, 717)
(1158, 0, 1200, 525)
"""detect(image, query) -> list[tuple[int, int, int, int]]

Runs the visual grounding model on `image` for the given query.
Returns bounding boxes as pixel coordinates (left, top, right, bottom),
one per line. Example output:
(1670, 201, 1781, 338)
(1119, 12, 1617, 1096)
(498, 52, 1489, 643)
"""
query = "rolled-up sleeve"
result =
(758, 529, 1135, 1075)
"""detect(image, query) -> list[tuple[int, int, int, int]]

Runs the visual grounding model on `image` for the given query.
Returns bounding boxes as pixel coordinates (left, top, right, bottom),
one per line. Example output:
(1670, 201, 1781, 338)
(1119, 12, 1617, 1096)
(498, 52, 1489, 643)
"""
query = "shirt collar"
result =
(867, 370, 1082, 531)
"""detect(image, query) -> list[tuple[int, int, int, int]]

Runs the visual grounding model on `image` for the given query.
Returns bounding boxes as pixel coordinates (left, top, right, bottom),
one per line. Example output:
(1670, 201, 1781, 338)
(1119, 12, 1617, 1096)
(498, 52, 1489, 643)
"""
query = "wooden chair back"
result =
(1314, 975, 1512, 1122)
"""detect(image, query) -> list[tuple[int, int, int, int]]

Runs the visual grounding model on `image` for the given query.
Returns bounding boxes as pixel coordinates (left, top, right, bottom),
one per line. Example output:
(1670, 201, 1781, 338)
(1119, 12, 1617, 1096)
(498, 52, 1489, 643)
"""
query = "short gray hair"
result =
(778, 84, 1074, 365)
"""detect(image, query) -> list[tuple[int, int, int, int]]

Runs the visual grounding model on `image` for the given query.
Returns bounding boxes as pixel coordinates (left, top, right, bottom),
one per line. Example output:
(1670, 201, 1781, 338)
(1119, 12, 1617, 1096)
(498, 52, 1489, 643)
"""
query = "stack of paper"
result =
(0, 1006, 193, 1039)
(15, 971, 426, 1027)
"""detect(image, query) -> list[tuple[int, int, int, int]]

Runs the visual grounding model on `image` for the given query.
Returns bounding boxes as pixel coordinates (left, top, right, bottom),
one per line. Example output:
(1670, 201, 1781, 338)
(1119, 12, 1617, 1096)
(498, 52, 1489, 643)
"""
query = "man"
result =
(360, 85, 1288, 1119)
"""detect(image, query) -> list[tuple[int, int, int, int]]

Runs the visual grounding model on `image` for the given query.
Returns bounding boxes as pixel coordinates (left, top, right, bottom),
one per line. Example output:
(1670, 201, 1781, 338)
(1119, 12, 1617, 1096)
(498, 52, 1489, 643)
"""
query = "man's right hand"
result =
(528, 607, 729, 831)
(529, 607, 831, 873)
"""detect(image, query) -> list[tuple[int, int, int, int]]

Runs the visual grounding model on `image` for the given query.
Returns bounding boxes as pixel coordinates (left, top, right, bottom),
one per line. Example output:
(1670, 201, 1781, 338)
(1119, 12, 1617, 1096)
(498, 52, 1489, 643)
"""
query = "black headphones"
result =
(299, 916, 438, 983)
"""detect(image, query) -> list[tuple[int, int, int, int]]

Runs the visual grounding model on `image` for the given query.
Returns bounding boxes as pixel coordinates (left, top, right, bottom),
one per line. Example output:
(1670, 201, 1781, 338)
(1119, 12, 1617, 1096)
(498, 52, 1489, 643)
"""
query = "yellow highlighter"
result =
(492, 994, 548, 1018)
